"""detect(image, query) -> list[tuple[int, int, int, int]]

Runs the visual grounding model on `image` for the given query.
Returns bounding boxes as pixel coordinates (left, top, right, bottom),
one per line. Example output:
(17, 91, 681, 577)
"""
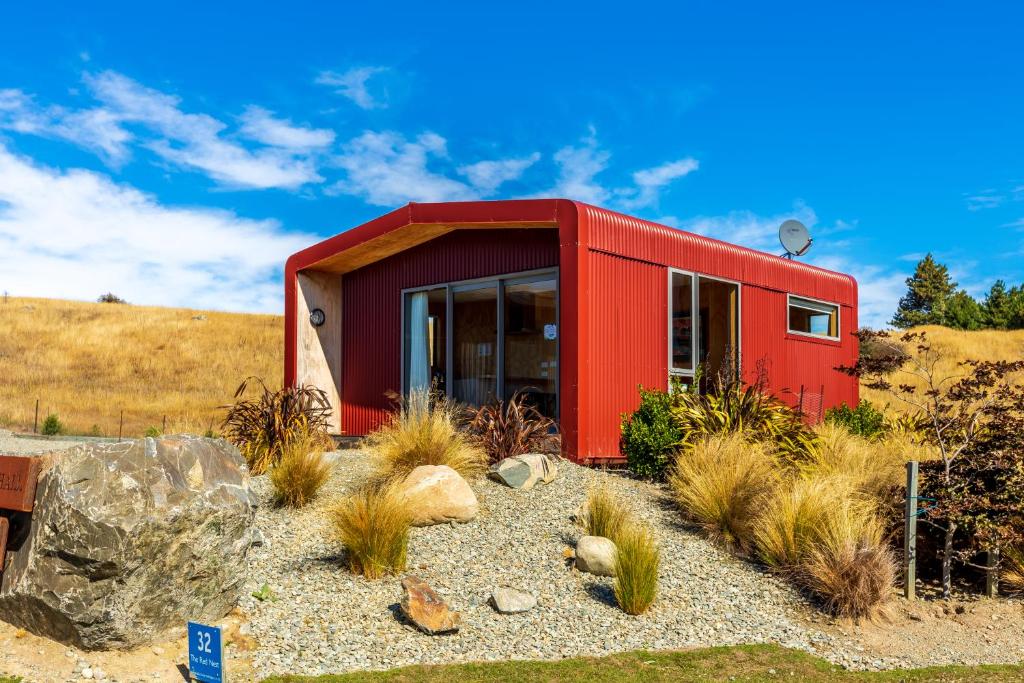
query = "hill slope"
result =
(0, 297, 282, 437)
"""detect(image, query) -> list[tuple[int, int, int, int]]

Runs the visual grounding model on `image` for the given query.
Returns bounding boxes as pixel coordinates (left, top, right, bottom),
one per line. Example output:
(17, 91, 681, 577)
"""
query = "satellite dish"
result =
(779, 219, 812, 258)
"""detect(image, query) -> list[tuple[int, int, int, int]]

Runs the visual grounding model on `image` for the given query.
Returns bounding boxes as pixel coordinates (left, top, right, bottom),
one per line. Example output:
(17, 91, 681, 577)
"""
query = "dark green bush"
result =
(621, 385, 682, 479)
(41, 413, 64, 436)
(144, 426, 161, 438)
(825, 399, 886, 439)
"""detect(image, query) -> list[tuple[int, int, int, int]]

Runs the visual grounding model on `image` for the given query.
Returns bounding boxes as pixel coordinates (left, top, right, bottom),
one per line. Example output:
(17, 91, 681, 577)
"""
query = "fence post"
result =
(904, 460, 919, 601)
(118, 410, 124, 443)
(33, 399, 39, 434)
(987, 549, 1000, 598)
(162, 415, 167, 434)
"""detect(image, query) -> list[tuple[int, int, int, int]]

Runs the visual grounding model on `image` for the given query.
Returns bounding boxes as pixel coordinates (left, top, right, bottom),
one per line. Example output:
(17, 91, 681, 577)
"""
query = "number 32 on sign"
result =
(188, 622, 225, 683)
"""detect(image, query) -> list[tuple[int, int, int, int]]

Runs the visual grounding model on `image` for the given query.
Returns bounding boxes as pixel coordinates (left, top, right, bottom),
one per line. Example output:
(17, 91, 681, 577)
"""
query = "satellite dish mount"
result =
(779, 219, 813, 259)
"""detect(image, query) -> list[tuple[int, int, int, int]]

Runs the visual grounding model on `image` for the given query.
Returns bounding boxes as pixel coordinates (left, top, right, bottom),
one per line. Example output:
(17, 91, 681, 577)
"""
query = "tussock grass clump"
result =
(667, 433, 779, 553)
(1002, 547, 1024, 595)
(582, 482, 629, 542)
(366, 388, 487, 482)
(799, 499, 895, 620)
(269, 430, 333, 508)
(332, 482, 411, 580)
(797, 424, 908, 500)
(753, 475, 850, 571)
(613, 521, 660, 615)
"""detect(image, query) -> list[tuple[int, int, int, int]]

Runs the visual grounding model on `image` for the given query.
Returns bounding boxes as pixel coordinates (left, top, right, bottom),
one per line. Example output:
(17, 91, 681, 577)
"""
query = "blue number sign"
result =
(187, 622, 225, 683)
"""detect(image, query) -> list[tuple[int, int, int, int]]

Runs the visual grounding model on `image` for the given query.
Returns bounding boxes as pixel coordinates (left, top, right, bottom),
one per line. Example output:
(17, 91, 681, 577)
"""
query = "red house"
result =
(284, 199, 858, 464)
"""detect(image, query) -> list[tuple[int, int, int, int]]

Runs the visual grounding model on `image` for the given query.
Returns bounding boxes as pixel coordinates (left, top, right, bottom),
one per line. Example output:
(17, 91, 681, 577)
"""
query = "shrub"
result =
(672, 378, 817, 459)
(754, 475, 850, 571)
(144, 425, 161, 438)
(41, 413, 64, 436)
(88, 424, 103, 437)
(221, 377, 333, 475)
(799, 499, 895, 620)
(332, 482, 411, 580)
(366, 388, 487, 482)
(1002, 546, 1024, 596)
(825, 399, 886, 439)
(613, 521, 660, 615)
(467, 391, 558, 463)
(667, 433, 778, 554)
(270, 430, 333, 508)
(582, 482, 629, 542)
(796, 424, 911, 500)
(621, 385, 683, 479)
(97, 292, 127, 304)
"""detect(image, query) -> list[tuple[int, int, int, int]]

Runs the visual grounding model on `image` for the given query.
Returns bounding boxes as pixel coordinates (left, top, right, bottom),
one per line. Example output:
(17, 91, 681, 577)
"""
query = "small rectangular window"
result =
(788, 296, 839, 339)
(670, 271, 693, 372)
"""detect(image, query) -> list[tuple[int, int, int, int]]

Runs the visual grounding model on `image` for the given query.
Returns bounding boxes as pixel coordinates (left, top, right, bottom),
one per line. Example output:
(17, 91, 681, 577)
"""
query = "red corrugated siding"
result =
(341, 228, 560, 435)
(584, 252, 666, 458)
(575, 203, 859, 461)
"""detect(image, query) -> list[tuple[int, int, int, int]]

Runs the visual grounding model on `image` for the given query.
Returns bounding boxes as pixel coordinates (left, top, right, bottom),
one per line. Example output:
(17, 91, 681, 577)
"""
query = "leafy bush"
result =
(621, 386, 683, 479)
(270, 429, 333, 508)
(144, 425, 161, 438)
(582, 482, 629, 542)
(41, 413, 64, 436)
(671, 378, 817, 459)
(467, 391, 558, 463)
(221, 377, 333, 475)
(824, 400, 886, 439)
(97, 292, 127, 304)
(613, 521, 660, 615)
(667, 433, 779, 554)
(366, 388, 487, 482)
(332, 482, 411, 580)
(799, 497, 895, 620)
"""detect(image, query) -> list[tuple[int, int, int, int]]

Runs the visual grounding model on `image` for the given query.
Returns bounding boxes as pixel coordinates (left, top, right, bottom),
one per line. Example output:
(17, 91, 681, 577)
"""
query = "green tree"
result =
(943, 289, 986, 330)
(984, 280, 1013, 329)
(891, 254, 958, 328)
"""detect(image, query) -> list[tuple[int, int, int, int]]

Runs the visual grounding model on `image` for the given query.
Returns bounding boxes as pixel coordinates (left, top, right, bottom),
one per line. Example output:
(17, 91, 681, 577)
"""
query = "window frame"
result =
(786, 293, 841, 341)
(667, 269, 743, 387)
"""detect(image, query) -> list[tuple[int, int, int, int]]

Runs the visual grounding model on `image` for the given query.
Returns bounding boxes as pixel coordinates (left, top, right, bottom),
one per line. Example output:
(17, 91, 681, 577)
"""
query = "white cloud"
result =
(238, 106, 335, 150)
(458, 152, 540, 195)
(329, 130, 479, 205)
(543, 133, 612, 204)
(682, 204, 904, 329)
(316, 67, 388, 110)
(0, 89, 133, 164)
(965, 190, 1004, 211)
(620, 157, 699, 209)
(0, 143, 311, 312)
(84, 71, 324, 189)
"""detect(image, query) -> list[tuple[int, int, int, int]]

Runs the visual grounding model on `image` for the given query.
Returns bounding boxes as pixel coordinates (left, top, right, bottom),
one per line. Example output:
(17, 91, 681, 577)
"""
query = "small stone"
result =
(490, 588, 537, 614)
(399, 575, 461, 635)
(93, 668, 107, 680)
(400, 465, 479, 526)
(151, 646, 164, 655)
(575, 535, 617, 576)
(488, 453, 557, 490)
(81, 667, 94, 680)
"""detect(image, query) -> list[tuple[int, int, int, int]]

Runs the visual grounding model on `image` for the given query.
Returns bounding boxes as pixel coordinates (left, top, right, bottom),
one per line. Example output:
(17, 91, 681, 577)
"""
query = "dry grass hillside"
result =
(0, 297, 282, 437)
(860, 324, 1024, 412)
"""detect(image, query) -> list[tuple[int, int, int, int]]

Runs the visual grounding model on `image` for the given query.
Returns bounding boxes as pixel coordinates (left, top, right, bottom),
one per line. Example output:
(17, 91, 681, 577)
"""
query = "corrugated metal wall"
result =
(340, 227, 560, 435)
(583, 252, 667, 458)
(576, 204, 859, 461)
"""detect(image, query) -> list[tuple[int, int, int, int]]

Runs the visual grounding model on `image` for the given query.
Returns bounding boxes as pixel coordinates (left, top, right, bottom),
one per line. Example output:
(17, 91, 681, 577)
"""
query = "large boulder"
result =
(0, 435, 258, 650)
(488, 453, 557, 491)
(575, 535, 617, 577)
(400, 465, 478, 526)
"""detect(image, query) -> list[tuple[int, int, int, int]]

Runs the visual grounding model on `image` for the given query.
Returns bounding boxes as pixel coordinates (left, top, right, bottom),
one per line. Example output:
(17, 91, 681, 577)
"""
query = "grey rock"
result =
(488, 453, 557, 490)
(490, 588, 537, 614)
(575, 535, 617, 576)
(0, 435, 257, 650)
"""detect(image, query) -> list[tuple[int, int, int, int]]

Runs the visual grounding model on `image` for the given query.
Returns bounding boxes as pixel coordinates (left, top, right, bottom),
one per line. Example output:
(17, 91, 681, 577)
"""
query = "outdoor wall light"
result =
(309, 308, 326, 327)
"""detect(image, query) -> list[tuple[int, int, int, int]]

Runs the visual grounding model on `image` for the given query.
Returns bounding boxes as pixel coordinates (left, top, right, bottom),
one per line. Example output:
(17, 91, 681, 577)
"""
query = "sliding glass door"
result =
(402, 270, 558, 418)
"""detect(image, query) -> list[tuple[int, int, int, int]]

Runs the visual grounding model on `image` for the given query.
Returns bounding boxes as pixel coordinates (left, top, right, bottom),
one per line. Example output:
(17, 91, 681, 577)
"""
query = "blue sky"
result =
(1, 1, 1021, 327)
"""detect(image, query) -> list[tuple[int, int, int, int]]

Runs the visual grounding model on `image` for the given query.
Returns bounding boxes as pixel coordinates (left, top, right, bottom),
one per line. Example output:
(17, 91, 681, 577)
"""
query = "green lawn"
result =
(264, 644, 1024, 683)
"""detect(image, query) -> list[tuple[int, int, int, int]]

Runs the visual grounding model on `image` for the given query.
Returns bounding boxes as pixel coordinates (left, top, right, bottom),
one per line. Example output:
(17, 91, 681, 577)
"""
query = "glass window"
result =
(504, 279, 557, 418)
(788, 296, 839, 339)
(670, 272, 693, 372)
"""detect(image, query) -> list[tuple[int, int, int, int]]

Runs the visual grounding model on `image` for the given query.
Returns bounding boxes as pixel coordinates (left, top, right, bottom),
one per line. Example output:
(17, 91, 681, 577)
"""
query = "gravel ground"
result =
(0, 430, 91, 454)
(242, 450, 885, 679)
